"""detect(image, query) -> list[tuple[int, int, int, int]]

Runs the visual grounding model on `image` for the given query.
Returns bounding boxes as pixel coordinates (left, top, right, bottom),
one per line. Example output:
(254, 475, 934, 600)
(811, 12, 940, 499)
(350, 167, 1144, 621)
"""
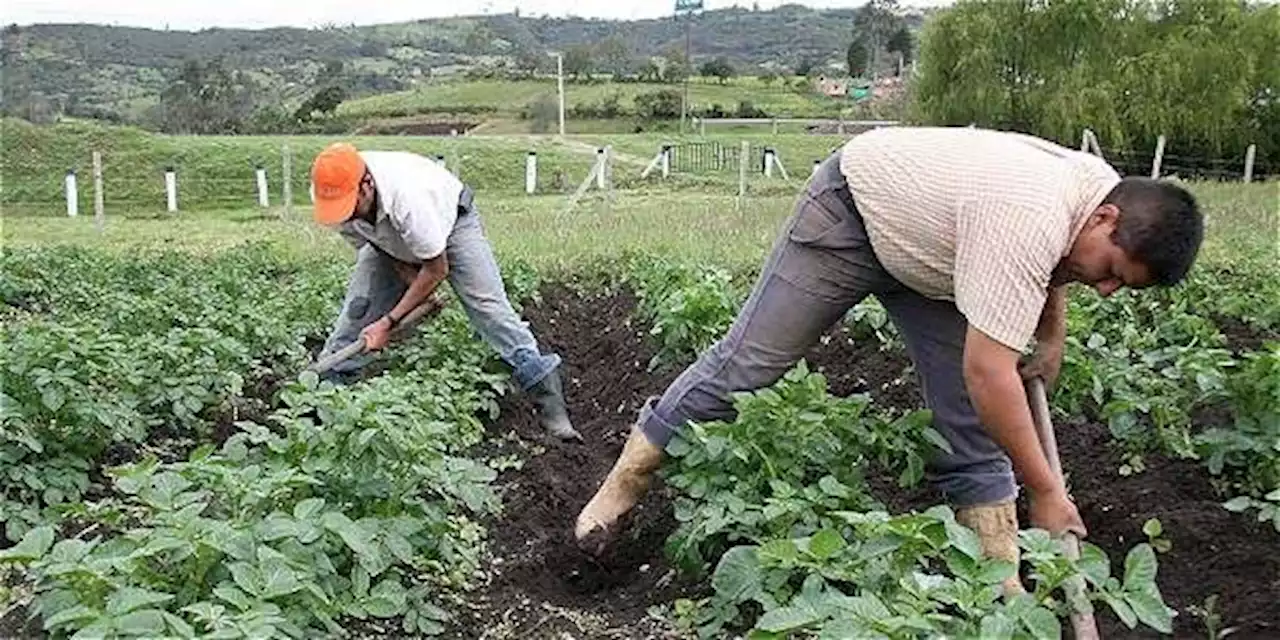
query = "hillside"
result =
(1, 5, 927, 126)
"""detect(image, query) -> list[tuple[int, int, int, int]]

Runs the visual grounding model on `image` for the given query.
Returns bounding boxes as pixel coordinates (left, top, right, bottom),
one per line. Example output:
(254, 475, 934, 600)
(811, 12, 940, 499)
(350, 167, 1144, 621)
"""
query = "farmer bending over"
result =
(309, 142, 580, 441)
(574, 126, 1203, 594)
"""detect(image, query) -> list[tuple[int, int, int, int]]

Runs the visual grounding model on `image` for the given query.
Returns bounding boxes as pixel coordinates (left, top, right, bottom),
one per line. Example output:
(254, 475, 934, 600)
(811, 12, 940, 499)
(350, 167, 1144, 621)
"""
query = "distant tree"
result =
(634, 88, 682, 119)
(595, 36, 632, 77)
(847, 38, 869, 77)
(639, 59, 664, 82)
(700, 56, 735, 83)
(155, 57, 256, 133)
(795, 55, 820, 77)
(887, 26, 914, 66)
(294, 85, 345, 121)
(852, 0, 905, 78)
(514, 48, 543, 77)
(661, 45, 690, 82)
(357, 40, 387, 57)
(525, 93, 558, 133)
(759, 69, 778, 85)
(563, 44, 594, 81)
(465, 26, 492, 54)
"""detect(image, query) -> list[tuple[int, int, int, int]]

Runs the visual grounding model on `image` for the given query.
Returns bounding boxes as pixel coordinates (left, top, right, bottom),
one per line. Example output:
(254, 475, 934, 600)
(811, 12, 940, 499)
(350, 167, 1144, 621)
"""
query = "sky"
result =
(4, 0, 952, 31)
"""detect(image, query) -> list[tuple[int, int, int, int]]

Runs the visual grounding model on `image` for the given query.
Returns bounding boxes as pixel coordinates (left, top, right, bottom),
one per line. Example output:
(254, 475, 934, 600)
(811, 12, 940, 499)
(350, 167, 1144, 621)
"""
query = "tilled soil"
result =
(446, 282, 1279, 640)
(1055, 419, 1280, 639)
(1215, 314, 1279, 354)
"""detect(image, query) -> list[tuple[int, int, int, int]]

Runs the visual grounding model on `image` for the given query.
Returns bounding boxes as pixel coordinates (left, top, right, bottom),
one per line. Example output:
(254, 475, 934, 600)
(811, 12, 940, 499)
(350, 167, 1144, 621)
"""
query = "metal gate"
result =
(669, 141, 741, 173)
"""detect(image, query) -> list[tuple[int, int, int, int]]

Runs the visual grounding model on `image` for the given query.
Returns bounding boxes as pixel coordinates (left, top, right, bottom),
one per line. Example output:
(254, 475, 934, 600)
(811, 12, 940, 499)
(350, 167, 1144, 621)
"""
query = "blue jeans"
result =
(319, 200, 560, 391)
(635, 153, 1016, 507)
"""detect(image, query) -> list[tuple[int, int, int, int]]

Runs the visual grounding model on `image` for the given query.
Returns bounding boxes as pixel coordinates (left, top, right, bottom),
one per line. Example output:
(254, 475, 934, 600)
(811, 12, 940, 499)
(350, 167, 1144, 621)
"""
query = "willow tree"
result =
(913, 0, 1280, 163)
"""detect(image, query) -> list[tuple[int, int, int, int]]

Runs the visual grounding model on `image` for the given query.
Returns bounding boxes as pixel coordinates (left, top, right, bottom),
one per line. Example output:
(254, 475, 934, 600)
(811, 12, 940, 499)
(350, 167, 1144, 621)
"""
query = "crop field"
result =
(2, 127, 1279, 640)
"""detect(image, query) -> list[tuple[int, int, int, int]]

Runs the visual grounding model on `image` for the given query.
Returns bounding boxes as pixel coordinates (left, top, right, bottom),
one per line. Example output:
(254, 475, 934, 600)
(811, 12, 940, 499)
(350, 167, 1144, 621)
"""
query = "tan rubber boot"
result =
(573, 427, 665, 556)
(955, 500, 1027, 597)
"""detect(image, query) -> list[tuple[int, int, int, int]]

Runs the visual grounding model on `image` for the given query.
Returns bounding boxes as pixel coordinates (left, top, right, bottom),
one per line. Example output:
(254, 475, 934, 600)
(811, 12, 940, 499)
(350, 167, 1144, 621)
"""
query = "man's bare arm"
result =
(387, 254, 448, 324)
(1035, 285, 1068, 344)
(964, 326, 1062, 497)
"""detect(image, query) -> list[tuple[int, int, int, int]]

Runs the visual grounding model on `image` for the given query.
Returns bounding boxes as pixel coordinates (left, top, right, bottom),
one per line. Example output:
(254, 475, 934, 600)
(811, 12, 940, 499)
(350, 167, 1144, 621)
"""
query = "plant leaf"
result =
(107, 587, 175, 616)
(1141, 518, 1162, 538)
(1101, 592, 1137, 629)
(43, 605, 99, 630)
(1126, 587, 1174, 633)
(116, 609, 167, 636)
(757, 604, 822, 633)
(1123, 544, 1158, 589)
(979, 612, 1017, 640)
(808, 529, 844, 561)
(353, 565, 371, 598)
(163, 611, 196, 639)
(1020, 606, 1061, 640)
(1077, 542, 1111, 586)
(293, 498, 325, 521)
(0, 525, 55, 562)
(364, 597, 401, 618)
(1222, 496, 1253, 512)
(711, 546, 763, 602)
(945, 521, 982, 560)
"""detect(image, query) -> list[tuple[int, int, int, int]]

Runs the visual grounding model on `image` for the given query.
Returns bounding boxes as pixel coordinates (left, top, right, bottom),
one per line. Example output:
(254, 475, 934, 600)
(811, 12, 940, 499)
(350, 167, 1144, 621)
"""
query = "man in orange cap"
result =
(309, 142, 580, 441)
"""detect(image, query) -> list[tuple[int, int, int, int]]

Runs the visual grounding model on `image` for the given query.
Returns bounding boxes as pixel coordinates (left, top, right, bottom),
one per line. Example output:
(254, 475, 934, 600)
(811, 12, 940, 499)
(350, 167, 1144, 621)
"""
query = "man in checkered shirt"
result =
(575, 126, 1204, 596)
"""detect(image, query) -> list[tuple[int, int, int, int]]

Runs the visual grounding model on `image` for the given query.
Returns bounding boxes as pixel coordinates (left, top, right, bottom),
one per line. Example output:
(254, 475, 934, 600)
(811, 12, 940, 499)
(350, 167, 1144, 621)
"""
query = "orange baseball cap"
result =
(311, 142, 366, 225)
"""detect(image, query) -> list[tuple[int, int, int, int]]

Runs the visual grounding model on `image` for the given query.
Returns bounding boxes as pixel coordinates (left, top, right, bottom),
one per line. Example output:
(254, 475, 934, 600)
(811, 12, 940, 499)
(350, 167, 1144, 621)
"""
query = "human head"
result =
(1058, 178, 1203, 297)
(311, 142, 376, 225)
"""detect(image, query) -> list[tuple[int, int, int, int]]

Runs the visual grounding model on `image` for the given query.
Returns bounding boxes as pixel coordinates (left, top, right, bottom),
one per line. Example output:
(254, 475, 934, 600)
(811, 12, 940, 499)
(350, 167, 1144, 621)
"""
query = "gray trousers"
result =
(319, 197, 560, 391)
(637, 153, 1015, 507)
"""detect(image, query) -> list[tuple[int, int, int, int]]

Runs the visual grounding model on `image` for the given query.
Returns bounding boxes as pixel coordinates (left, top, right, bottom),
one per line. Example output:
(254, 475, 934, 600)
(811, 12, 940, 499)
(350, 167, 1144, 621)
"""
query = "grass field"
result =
(1, 119, 850, 217)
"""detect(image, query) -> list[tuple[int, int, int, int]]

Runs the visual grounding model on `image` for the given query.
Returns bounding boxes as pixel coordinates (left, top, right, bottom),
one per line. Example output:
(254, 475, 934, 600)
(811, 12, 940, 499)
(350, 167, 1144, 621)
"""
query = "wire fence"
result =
(4, 129, 1273, 222)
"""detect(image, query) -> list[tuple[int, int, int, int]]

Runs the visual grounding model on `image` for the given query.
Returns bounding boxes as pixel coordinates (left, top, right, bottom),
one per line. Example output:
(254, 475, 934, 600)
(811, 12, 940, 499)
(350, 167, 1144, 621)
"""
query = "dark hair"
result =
(1101, 177, 1204, 286)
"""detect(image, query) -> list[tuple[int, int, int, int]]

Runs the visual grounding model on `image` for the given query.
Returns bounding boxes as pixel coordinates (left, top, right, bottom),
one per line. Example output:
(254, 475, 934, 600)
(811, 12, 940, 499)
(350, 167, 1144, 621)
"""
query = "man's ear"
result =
(1095, 203, 1121, 226)
(1084, 203, 1120, 233)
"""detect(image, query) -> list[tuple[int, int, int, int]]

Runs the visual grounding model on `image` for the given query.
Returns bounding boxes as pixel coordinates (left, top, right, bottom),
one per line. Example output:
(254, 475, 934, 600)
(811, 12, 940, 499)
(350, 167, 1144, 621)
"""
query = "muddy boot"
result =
(956, 499, 1027, 598)
(527, 368, 582, 441)
(574, 426, 665, 556)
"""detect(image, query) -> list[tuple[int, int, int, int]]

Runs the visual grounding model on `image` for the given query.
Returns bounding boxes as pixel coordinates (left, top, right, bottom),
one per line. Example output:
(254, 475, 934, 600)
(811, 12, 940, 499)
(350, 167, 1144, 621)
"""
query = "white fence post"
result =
(435, 154, 446, 171)
(64, 169, 78, 217)
(164, 167, 178, 213)
(282, 144, 293, 216)
(256, 166, 270, 207)
(812, 159, 821, 176)
(1244, 144, 1256, 183)
(1151, 135, 1166, 179)
(662, 144, 672, 178)
(596, 148, 606, 190)
(93, 152, 104, 231)
(763, 147, 776, 178)
(525, 151, 537, 195)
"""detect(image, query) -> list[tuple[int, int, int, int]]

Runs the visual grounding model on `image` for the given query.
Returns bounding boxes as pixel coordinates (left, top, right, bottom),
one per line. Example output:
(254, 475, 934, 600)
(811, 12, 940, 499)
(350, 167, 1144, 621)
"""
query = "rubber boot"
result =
(574, 426, 665, 556)
(527, 368, 582, 441)
(956, 499, 1027, 598)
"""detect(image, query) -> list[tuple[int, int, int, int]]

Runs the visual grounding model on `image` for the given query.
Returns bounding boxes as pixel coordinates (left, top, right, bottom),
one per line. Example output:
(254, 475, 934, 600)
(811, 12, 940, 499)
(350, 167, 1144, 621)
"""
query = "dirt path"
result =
(556, 139, 652, 168)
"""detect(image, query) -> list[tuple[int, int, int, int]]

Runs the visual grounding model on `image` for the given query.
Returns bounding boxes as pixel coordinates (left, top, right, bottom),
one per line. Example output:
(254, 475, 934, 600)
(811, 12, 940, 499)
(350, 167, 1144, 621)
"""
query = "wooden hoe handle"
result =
(1026, 377, 1101, 640)
(307, 293, 449, 375)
